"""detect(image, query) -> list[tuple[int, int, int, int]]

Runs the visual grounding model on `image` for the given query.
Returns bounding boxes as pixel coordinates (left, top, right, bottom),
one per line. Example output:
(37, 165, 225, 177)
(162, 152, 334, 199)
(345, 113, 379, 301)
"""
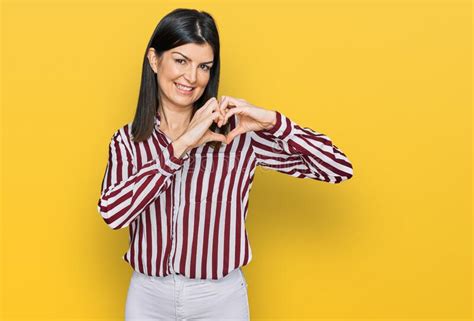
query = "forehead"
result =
(169, 43, 214, 61)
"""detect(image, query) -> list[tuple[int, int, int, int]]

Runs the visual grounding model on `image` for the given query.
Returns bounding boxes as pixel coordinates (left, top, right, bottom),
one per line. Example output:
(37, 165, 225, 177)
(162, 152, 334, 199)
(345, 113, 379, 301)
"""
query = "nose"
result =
(183, 65, 198, 84)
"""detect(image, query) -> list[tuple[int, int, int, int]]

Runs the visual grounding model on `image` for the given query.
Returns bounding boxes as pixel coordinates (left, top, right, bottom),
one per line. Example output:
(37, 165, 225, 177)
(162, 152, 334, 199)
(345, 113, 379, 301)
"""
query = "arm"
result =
(97, 130, 188, 230)
(249, 111, 353, 183)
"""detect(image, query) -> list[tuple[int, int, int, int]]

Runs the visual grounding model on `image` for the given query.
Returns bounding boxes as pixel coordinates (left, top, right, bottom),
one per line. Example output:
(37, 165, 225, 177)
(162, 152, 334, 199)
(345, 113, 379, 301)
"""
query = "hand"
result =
(179, 97, 228, 150)
(217, 96, 277, 144)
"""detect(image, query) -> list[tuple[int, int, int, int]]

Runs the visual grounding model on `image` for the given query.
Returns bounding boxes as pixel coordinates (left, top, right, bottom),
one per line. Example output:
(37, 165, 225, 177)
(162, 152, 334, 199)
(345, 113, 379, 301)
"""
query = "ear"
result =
(147, 48, 158, 74)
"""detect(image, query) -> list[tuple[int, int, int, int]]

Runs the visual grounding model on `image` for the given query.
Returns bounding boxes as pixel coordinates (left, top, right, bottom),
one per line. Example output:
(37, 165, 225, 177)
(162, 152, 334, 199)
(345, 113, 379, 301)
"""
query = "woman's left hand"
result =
(217, 96, 277, 144)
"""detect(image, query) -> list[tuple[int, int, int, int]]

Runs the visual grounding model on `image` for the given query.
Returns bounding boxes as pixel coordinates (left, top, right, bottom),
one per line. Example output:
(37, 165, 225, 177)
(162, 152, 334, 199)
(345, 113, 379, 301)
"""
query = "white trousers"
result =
(125, 268, 250, 320)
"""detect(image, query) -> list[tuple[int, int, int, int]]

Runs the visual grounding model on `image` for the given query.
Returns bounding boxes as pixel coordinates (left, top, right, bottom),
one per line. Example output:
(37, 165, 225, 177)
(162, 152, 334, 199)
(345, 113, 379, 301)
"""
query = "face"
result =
(148, 43, 214, 110)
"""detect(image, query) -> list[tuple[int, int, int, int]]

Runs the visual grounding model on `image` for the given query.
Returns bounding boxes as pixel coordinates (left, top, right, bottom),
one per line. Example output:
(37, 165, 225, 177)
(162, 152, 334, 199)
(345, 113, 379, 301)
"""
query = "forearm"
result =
(171, 136, 191, 159)
(252, 111, 353, 183)
(261, 110, 277, 130)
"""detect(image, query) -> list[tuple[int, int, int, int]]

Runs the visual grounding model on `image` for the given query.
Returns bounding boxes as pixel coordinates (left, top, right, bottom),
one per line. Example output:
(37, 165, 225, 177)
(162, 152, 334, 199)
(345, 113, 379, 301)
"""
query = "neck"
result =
(158, 105, 193, 131)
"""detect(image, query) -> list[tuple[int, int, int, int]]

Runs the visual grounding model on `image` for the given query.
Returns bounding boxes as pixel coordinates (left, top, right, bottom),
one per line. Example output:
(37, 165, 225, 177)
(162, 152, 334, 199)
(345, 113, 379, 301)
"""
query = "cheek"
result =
(198, 74, 211, 87)
(167, 66, 182, 78)
(157, 68, 175, 84)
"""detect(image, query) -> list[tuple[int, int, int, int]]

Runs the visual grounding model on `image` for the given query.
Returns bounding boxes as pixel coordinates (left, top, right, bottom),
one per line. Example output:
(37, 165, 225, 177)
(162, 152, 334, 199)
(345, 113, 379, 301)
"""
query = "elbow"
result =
(322, 162, 353, 183)
(104, 216, 127, 230)
(324, 175, 352, 184)
(99, 211, 129, 230)
(107, 221, 128, 231)
(333, 173, 353, 183)
(97, 201, 129, 230)
(308, 156, 353, 184)
(331, 166, 354, 184)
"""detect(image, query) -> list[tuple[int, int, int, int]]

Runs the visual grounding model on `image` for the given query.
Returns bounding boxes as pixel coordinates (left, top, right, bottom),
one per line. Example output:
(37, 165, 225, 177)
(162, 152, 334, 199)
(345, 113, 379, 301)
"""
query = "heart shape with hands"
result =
(187, 95, 277, 147)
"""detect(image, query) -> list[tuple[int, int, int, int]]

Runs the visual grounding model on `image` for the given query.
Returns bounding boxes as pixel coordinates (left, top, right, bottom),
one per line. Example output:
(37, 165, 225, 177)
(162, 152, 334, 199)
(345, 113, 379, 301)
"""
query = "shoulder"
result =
(109, 121, 132, 140)
(108, 122, 134, 154)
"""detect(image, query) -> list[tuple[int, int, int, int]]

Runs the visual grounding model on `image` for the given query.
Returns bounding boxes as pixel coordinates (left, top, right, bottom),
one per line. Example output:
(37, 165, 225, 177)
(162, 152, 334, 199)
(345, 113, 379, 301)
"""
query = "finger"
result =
(222, 96, 241, 109)
(223, 106, 246, 125)
(196, 97, 216, 116)
(205, 130, 227, 144)
(211, 132, 228, 144)
(213, 96, 224, 127)
(208, 97, 221, 111)
(203, 97, 218, 112)
(221, 99, 238, 125)
(225, 126, 246, 144)
(207, 98, 226, 126)
(211, 110, 225, 126)
(219, 98, 227, 127)
(219, 96, 237, 124)
(218, 96, 228, 125)
(207, 99, 226, 126)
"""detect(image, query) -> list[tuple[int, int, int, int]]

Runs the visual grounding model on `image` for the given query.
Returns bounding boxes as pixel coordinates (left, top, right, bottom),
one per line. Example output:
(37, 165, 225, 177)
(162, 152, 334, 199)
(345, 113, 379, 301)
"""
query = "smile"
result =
(174, 82, 195, 93)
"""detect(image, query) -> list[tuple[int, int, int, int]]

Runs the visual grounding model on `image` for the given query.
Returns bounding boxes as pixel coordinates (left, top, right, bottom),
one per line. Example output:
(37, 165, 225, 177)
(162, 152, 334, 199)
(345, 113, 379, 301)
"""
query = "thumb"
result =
(206, 131, 228, 144)
(225, 126, 245, 144)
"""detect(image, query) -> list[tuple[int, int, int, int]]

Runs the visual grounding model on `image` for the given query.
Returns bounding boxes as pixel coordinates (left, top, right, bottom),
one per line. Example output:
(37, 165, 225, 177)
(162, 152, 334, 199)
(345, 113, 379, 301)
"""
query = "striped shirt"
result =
(97, 110, 353, 280)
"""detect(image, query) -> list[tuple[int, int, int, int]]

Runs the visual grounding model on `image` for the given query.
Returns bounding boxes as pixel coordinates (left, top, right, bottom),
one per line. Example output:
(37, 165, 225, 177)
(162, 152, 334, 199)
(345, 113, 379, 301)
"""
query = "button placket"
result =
(168, 169, 182, 275)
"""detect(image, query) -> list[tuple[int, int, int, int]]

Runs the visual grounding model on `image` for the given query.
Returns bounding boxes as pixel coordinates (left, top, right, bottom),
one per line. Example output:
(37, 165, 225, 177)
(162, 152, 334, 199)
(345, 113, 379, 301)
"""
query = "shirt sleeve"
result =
(97, 130, 187, 230)
(249, 111, 353, 183)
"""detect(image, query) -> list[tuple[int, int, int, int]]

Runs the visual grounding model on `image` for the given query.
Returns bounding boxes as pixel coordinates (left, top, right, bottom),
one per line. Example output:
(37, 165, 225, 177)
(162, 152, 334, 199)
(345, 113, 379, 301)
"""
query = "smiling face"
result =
(148, 43, 214, 111)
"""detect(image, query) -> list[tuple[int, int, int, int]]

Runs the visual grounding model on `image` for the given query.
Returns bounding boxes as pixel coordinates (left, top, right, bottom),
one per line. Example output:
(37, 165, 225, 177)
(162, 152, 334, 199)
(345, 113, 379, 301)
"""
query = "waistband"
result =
(133, 267, 243, 284)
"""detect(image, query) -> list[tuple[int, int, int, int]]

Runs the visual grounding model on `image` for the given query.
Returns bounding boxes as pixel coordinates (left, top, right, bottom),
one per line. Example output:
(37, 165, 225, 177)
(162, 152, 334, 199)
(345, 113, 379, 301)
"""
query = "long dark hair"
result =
(131, 8, 228, 149)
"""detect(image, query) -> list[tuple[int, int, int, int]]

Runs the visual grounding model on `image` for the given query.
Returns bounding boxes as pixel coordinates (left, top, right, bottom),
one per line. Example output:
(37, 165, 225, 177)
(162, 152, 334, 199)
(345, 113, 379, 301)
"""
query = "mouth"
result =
(174, 82, 195, 93)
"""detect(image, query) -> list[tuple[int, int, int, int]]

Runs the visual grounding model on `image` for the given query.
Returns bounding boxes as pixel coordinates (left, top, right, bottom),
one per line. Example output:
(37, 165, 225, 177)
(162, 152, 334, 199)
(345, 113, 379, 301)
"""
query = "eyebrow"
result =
(172, 51, 214, 65)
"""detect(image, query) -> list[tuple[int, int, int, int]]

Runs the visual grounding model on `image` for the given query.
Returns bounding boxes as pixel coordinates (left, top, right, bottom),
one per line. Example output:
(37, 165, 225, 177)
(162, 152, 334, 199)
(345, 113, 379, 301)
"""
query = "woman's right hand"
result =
(178, 97, 228, 150)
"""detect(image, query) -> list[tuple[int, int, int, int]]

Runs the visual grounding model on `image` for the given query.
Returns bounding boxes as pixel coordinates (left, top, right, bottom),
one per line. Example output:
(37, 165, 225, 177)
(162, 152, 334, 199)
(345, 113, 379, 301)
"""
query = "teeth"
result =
(176, 83, 193, 91)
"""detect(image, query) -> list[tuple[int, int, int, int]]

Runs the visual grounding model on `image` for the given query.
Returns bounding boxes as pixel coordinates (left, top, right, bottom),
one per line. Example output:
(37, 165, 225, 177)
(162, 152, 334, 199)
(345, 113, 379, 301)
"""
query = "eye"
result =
(174, 58, 186, 64)
(201, 64, 211, 71)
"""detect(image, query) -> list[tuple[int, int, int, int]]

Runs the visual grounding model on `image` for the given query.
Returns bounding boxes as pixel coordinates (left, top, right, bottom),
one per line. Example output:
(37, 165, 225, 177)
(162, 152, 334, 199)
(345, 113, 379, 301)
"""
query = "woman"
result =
(97, 8, 353, 320)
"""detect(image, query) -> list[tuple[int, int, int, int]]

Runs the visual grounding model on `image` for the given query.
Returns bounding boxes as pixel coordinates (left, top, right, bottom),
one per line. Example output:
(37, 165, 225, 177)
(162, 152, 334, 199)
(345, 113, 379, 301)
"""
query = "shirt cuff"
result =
(263, 110, 294, 140)
(157, 142, 189, 174)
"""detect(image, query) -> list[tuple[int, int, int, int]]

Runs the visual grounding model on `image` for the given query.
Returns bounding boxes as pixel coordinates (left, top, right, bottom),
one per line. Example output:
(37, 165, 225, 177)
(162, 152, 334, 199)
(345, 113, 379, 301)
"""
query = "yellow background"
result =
(1, 0, 471, 320)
